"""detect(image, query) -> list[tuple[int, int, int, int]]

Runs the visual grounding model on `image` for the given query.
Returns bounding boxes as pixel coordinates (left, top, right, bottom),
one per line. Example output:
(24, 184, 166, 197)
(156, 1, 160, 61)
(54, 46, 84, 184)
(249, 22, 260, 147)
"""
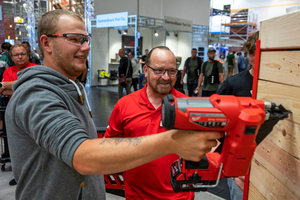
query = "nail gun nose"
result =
(264, 102, 277, 110)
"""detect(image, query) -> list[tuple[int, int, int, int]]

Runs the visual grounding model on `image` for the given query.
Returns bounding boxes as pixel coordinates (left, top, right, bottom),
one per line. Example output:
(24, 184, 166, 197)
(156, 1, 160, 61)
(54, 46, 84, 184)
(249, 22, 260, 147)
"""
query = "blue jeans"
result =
(227, 178, 243, 200)
(187, 80, 198, 97)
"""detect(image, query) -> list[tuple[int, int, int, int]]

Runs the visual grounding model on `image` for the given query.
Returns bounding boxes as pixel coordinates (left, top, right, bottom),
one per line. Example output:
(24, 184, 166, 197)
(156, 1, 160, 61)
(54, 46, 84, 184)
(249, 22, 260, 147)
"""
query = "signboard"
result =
(163, 16, 193, 32)
(96, 12, 128, 28)
(122, 35, 143, 56)
(5, 39, 15, 45)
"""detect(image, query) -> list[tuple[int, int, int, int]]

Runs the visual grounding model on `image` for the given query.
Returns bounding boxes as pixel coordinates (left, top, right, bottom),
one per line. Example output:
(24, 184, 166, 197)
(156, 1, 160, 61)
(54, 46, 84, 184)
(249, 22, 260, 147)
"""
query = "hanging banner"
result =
(96, 12, 128, 28)
(164, 16, 193, 32)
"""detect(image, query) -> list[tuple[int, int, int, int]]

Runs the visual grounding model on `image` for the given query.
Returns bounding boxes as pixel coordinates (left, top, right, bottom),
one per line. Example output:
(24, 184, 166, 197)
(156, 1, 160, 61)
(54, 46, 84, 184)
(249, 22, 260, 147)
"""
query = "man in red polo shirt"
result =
(0, 44, 37, 95)
(105, 46, 222, 199)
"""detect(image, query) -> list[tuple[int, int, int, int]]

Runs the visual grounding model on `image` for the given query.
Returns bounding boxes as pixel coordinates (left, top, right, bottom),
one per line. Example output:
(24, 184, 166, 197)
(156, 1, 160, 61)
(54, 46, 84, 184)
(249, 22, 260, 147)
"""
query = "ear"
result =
(40, 35, 52, 54)
(144, 65, 148, 78)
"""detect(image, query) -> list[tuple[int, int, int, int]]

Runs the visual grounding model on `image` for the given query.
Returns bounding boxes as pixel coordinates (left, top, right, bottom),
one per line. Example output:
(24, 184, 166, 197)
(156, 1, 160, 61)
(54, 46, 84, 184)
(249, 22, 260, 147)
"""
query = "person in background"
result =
(226, 51, 235, 77)
(194, 48, 224, 97)
(21, 41, 41, 65)
(0, 42, 15, 67)
(118, 48, 132, 98)
(217, 31, 259, 200)
(129, 51, 140, 91)
(244, 52, 250, 70)
(1, 44, 37, 96)
(180, 48, 202, 96)
(139, 49, 149, 71)
(238, 52, 246, 73)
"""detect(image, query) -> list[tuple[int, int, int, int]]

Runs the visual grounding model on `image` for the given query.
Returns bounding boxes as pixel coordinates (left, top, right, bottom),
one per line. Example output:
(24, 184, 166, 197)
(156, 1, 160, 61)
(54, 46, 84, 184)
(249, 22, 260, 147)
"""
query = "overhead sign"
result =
(96, 12, 128, 28)
(164, 16, 193, 32)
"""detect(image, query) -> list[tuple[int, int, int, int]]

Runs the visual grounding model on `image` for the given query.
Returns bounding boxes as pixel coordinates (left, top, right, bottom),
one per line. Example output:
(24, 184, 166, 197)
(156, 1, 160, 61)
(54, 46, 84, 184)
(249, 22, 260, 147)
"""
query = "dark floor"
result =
(86, 85, 231, 200)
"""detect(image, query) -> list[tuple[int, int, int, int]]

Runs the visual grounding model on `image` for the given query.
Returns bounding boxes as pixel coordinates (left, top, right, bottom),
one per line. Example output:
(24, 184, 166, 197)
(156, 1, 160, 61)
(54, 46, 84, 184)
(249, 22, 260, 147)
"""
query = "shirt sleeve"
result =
(104, 101, 124, 138)
(218, 62, 223, 73)
(2, 68, 10, 82)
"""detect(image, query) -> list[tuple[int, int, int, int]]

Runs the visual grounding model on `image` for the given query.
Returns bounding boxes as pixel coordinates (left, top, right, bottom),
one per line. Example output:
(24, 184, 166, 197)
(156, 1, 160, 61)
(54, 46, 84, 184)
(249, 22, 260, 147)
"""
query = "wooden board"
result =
(259, 51, 300, 87)
(257, 80, 300, 125)
(249, 181, 267, 200)
(260, 10, 300, 49)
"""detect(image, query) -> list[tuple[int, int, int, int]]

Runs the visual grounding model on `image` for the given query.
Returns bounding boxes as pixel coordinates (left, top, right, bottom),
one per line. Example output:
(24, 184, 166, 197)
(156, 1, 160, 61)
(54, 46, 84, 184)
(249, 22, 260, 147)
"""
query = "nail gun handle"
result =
(185, 155, 209, 170)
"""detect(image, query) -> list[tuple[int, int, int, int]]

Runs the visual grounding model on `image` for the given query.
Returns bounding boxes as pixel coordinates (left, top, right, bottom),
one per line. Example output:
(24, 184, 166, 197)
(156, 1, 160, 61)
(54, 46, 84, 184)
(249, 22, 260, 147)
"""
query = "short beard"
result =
(147, 75, 173, 95)
(208, 56, 214, 61)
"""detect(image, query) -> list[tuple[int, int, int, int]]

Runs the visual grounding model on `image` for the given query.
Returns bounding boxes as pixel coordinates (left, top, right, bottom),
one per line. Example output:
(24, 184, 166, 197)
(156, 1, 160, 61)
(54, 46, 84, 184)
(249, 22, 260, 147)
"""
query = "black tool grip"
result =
(185, 155, 209, 169)
(162, 94, 176, 129)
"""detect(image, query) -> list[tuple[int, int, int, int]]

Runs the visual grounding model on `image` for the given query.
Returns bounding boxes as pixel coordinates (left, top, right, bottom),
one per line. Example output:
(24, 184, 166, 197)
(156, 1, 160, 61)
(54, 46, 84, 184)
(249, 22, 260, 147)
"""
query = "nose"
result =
(161, 70, 171, 80)
(80, 41, 90, 51)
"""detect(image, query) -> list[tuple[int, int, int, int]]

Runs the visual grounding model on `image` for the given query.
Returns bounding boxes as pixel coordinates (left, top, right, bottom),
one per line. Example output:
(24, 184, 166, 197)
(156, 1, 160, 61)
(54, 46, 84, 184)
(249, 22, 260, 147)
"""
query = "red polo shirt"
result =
(2, 62, 37, 82)
(105, 84, 194, 200)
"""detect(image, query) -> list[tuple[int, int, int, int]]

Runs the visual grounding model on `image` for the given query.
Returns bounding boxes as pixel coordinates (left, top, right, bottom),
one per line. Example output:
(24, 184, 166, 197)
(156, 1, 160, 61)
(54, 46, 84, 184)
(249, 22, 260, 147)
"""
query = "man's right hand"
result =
(168, 129, 224, 162)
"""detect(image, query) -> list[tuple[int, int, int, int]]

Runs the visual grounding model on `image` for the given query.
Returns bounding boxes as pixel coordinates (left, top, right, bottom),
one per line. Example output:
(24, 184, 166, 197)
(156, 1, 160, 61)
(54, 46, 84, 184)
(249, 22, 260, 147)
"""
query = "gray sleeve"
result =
(12, 88, 89, 168)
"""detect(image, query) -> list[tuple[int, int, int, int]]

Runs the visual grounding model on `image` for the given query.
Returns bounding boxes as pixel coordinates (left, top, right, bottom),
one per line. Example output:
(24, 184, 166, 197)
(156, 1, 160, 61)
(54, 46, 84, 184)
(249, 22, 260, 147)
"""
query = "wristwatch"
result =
(0, 82, 4, 89)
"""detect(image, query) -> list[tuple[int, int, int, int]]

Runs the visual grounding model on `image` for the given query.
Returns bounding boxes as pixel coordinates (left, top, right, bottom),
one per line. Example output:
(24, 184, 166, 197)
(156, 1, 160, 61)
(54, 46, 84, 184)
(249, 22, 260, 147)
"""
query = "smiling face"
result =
(49, 15, 90, 80)
(144, 48, 177, 96)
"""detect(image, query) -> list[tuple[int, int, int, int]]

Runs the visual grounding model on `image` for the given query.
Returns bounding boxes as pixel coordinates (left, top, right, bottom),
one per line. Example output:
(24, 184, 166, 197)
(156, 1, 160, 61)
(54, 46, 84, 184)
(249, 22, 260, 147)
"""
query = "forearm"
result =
(219, 73, 224, 83)
(2, 81, 17, 90)
(181, 67, 186, 82)
(197, 74, 203, 87)
(73, 131, 173, 175)
(2, 89, 13, 95)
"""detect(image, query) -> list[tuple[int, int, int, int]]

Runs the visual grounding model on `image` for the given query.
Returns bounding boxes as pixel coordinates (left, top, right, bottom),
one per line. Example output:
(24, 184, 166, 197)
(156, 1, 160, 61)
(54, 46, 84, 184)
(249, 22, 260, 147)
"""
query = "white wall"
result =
(91, 0, 211, 86)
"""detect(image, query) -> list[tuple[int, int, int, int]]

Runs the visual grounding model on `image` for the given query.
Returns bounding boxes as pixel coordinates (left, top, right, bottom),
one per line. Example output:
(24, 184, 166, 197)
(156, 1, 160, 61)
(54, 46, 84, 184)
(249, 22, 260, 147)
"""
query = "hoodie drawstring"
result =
(69, 79, 93, 118)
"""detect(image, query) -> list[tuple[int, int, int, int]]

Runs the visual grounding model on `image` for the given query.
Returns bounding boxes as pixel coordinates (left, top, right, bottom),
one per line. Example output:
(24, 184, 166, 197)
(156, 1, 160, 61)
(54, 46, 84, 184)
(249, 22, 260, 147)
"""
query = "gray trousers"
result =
(118, 78, 132, 99)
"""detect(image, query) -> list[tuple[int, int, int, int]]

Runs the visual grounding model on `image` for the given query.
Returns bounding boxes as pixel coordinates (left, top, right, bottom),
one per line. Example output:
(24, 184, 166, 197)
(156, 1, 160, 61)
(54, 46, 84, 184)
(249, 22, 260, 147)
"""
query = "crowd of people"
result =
(1, 9, 260, 200)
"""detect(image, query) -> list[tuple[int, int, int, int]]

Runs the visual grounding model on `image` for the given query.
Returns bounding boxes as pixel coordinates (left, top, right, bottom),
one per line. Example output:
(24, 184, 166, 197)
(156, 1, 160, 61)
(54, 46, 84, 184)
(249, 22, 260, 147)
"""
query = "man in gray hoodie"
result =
(5, 9, 223, 200)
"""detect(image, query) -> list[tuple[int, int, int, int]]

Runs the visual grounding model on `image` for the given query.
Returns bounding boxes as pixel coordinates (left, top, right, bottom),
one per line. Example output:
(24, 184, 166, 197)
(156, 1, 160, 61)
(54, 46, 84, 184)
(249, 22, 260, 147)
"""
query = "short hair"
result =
(233, 51, 236, 54)
(129, 51, 135, 56)
(243, 31, 259, 55)
(1, 42, 12, 51)
(145, 46, 174, 66)
(22, 41, 30, 48)
(119, 49, 125, 53)
(10, 44, 29, 56)
(37, 9, 84, 57)
(145, 49, 149, 52)
(192, 48, 197, 51)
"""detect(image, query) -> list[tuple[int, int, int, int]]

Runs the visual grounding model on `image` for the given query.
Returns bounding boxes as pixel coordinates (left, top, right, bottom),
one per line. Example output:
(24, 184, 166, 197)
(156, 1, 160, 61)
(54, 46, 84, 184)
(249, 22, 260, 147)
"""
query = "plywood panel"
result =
(250, 156, 299, 200)
(257, 80, 300, 124)
(259, 51, 300, 87)
(248, 182, 267, 200)
(260, 10, 300, 49)
(253, 139, 300, 198)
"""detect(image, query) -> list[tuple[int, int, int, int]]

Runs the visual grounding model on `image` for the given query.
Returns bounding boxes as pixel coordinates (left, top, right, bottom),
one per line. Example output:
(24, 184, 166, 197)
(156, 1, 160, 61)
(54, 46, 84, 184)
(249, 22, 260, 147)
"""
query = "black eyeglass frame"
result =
(46, 33, 91, 45)
(147, 65, 178, 77)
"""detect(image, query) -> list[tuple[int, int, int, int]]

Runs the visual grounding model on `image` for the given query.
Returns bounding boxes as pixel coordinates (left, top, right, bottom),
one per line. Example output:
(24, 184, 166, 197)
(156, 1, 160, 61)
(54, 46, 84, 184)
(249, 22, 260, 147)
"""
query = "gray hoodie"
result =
(6, 65, 105, 200)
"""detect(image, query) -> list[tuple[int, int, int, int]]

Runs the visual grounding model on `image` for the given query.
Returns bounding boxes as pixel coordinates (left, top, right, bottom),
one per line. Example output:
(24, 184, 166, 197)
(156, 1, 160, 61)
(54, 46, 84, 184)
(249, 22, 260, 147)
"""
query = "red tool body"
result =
(162, 94, 266, 192)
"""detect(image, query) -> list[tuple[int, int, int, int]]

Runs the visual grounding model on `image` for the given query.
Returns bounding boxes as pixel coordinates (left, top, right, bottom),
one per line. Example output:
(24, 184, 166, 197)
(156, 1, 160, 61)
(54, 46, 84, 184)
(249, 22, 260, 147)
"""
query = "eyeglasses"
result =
(12, 52, 27, 57)
(147, 65, 178, 77)
(46, 33, 91, 46)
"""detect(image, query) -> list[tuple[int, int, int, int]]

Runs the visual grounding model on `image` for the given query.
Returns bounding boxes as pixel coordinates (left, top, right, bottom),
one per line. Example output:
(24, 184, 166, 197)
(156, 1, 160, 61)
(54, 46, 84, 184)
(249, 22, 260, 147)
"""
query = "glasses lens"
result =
(169, 70, 177, 76)
(13, 53, 27, 57)
(66, 34, 83, 45)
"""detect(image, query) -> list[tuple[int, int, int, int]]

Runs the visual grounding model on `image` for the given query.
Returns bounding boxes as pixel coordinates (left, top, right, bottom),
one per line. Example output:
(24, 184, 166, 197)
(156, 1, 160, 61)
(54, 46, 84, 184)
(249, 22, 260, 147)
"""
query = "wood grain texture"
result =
(248, 182, 267, 200)
(250, 155, 299, 200)
(257, 80, 300, 124)
(253, 138, 300, 198)
(260, 10, 300, 49)
(259, 51, 300, 87)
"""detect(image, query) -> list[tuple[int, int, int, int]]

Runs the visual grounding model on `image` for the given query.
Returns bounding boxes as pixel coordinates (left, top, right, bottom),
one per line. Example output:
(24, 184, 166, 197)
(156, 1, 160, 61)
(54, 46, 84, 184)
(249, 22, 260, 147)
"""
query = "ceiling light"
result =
(166, 31, 170, 36)
(174, 32, 178, 37)
(123, 29, 128, 34)
(117, 29, 121, 34)
(154, 30, 158, 36)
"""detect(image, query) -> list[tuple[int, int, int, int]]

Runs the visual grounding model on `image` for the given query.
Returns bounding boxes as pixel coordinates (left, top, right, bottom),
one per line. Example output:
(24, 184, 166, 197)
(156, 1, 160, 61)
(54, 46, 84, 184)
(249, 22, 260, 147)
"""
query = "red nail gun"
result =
(161, 94, 291, 192)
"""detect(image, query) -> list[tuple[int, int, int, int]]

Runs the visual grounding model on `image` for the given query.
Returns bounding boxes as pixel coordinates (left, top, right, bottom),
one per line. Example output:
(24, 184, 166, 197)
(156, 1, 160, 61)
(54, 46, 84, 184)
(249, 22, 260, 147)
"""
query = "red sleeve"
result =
(2, 68, 10, 82)
(104, 101, 124, 138)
